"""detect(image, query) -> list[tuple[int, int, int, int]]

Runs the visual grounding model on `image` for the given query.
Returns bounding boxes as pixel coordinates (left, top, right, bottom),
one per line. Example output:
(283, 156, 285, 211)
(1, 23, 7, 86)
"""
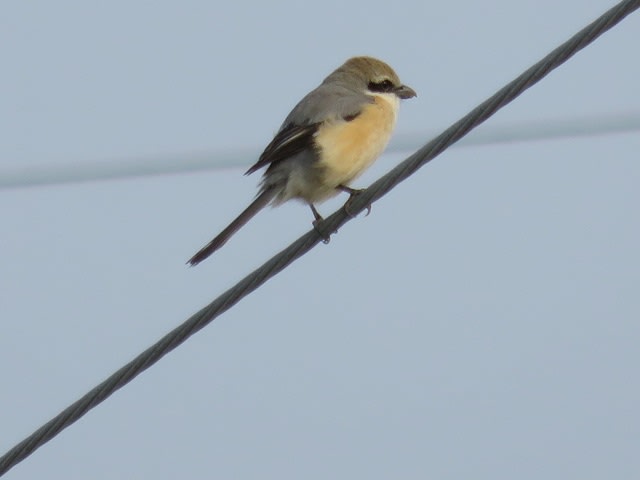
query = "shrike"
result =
(188, 56, 416, 266)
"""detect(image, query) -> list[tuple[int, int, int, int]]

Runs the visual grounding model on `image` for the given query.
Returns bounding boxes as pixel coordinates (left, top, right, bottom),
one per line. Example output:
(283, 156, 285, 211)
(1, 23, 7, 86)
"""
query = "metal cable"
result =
(1, 0, 638, 475)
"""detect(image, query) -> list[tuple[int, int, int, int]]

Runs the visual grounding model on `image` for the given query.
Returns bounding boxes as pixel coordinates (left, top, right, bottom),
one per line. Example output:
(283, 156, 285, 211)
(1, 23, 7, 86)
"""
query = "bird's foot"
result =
(312, 219, 331, 244)
(338, 185, 372, 218)
(309, 203, 331, 244)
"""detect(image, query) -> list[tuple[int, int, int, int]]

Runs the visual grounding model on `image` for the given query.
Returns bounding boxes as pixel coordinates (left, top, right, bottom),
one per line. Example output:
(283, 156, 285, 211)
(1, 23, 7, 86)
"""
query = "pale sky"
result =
(1, 1, 639, 478)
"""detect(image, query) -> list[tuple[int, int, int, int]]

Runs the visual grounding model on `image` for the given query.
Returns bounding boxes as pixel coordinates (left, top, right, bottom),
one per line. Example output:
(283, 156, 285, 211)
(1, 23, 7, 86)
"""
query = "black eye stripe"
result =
(367, 79, 395, 93)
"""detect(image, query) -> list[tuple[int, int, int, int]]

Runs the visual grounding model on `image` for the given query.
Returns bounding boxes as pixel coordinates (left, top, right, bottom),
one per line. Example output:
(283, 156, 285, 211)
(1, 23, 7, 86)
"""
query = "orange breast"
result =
(314, 94, 398, 189)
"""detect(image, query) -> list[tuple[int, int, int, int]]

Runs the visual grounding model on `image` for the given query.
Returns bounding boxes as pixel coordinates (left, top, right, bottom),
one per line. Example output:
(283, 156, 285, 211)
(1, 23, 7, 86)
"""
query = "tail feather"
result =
(187, 189, 276, 266)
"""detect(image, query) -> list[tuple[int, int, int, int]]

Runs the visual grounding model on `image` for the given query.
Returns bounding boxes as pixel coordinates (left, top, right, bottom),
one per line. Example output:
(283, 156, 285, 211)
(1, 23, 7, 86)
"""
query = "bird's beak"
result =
(395, 84, 417, 99)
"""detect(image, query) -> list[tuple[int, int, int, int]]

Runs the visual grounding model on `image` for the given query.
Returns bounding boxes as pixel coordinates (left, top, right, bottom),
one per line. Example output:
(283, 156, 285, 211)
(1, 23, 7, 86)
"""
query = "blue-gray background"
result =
(1, 1, 639, 478)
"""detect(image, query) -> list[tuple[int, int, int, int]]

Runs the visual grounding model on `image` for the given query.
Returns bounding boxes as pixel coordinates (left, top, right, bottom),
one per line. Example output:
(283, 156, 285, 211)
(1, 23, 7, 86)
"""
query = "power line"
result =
(399, 110, 640, 149)
(1, 0, 638, 475)
(1, 111, 639, 190)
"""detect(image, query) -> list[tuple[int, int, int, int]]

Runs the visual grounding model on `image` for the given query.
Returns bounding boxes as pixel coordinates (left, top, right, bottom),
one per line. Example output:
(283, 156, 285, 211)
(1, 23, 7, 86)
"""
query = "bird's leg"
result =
(309, 203, 330, 244)
(310, 203, 323, 223)
(338, 185, 371, 218)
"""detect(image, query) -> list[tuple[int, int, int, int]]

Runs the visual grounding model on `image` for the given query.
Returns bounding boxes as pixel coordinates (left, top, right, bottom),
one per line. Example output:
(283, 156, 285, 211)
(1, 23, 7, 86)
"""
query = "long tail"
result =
(187, 188, 277, 266)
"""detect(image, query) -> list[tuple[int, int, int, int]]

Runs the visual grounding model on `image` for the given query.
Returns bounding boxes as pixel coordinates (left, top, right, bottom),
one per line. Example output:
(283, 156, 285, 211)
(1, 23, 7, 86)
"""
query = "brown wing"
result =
(245, 123, 319, 175)
(245, 79, 368, 177)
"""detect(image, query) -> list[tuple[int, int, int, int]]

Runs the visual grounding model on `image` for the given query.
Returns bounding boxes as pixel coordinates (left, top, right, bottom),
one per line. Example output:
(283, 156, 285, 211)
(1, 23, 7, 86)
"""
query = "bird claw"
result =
(312, 219, 331, 244)
(342, 188, 372, 218)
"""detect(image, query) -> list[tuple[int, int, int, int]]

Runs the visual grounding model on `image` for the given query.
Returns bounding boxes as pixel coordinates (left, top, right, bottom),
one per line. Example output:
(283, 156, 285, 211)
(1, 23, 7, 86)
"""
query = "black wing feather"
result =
(245, 123, 319, 175)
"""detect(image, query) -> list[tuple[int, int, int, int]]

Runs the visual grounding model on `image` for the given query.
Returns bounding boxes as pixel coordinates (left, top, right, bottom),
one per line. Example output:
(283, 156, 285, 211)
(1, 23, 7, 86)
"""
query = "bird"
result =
(188, 56, 416, 266)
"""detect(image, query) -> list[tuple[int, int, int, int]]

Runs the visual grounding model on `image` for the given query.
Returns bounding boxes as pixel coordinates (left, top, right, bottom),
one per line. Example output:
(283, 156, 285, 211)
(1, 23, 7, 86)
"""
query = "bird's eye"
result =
(368, 79, 395, 93)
